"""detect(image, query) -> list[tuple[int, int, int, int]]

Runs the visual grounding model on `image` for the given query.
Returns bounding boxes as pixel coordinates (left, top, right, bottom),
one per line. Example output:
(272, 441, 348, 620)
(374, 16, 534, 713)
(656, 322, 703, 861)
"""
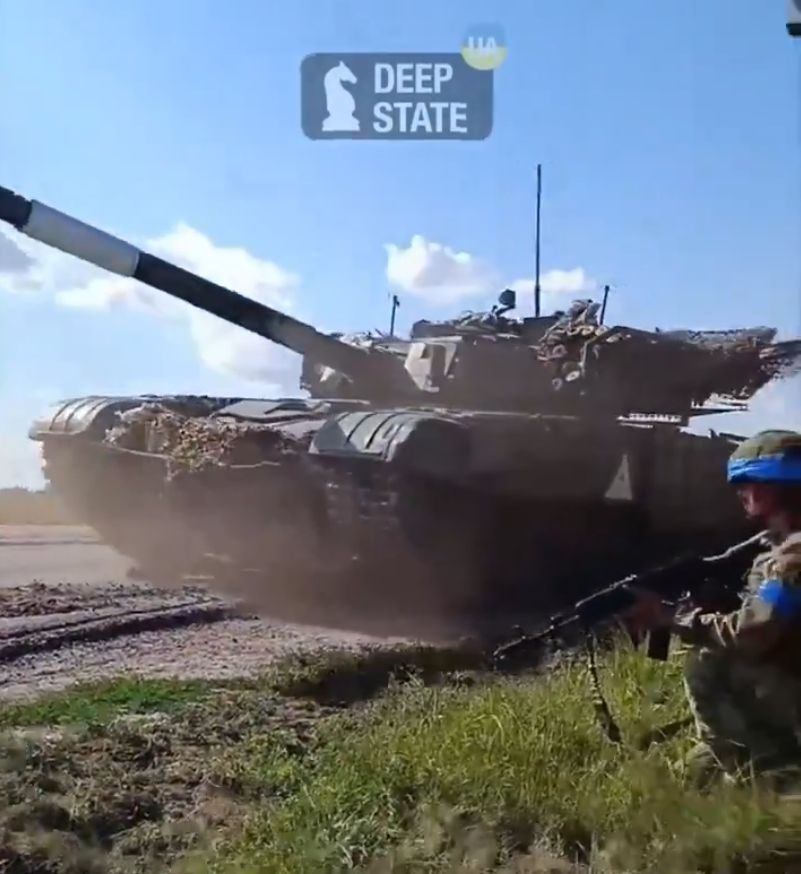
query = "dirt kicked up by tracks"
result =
(0, 525, 419, 703)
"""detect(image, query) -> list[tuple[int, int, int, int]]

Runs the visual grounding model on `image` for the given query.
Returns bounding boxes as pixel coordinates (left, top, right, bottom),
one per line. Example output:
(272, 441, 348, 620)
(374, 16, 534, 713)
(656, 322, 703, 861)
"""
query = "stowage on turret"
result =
(3, 183, 800, 634)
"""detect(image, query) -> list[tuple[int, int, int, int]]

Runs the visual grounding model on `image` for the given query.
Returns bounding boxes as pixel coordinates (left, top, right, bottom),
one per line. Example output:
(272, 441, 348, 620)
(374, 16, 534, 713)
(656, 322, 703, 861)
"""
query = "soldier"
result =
(628, 429, 801, 787)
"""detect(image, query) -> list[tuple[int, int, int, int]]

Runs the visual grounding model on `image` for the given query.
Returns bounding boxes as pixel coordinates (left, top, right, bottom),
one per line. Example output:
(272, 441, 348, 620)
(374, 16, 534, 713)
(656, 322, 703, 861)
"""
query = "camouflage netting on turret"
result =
(533, 301, 801, 411)
(105, 403, 305, 478)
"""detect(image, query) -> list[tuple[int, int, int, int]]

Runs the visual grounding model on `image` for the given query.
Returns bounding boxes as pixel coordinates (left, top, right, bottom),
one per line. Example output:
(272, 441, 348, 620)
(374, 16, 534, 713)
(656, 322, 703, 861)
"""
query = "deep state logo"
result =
(300, 25, 505, 141)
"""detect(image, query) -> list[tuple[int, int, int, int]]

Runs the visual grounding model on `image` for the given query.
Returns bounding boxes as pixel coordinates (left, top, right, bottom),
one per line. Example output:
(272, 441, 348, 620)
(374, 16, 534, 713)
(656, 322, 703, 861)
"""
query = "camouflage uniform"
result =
(670, 431, 801, 788)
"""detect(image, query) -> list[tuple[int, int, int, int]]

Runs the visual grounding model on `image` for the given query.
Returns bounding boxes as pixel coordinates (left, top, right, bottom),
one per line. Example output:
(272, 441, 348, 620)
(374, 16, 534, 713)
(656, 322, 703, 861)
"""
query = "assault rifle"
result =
(492, 529, 769, 670)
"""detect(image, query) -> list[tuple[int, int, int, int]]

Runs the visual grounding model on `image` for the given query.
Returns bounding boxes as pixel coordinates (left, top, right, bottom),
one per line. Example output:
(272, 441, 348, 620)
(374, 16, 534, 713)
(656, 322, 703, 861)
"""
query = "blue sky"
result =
(1, 0, 800, 486)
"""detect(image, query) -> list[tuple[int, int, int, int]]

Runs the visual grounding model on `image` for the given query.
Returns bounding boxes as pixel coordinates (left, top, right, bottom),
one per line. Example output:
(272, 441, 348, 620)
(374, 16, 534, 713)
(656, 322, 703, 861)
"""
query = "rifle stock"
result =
(492, 530, 767, 669)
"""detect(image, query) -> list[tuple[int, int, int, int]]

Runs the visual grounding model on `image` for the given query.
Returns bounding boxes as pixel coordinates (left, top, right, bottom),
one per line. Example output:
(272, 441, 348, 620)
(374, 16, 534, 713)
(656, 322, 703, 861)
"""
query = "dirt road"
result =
(0, 525, 414, 701)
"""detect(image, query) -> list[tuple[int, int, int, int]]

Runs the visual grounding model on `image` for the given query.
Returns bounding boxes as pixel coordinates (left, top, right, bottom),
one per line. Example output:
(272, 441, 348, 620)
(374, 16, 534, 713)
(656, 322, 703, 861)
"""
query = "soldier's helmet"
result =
(728, 430, 801, 484)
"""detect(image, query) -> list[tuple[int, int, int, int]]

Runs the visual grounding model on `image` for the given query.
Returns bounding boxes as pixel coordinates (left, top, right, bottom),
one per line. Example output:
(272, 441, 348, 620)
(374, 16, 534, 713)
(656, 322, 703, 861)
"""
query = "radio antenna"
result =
(600, 284, 611, 324)
(534, 163, 542, 317)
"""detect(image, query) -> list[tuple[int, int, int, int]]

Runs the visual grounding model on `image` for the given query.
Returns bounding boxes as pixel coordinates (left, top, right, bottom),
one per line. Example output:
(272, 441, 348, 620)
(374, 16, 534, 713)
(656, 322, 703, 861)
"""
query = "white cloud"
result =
(385, 234, 498, 304)
(509, 267, 598, 309)
(699, 374, 801, 438)
(0, 232, 34, 275)
(383, 234, 599, 313)
(0, 224, 302, 392)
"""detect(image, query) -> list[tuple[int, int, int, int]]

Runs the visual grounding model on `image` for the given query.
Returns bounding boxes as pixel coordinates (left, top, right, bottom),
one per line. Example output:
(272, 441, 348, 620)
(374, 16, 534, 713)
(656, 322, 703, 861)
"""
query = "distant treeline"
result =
(0, 487, 74, 524)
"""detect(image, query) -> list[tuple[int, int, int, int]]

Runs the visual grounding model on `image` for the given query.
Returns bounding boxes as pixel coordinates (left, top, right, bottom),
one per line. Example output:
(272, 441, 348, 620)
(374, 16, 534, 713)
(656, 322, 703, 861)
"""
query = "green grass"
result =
(7, 644, 801, 873)
(199, 645, 801, 874)
(0, 676, 209, 729)
(0, 677, 329, 873)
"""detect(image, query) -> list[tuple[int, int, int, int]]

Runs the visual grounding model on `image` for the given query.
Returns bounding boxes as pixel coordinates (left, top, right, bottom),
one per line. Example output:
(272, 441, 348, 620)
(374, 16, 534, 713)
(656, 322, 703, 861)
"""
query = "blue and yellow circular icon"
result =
(460, 24, 507, 71)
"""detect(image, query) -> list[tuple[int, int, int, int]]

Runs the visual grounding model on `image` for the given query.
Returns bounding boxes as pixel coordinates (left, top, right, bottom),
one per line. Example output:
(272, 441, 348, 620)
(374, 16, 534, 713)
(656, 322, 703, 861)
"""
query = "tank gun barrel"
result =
(0, 185, 372, 379)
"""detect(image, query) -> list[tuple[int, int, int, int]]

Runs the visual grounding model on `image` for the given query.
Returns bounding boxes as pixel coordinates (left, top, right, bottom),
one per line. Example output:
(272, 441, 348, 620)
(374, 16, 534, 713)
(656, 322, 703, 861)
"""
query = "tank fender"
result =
(309, 409, 470, 480)
(29, 394, 242, 441)
(28, 396, 152, 441)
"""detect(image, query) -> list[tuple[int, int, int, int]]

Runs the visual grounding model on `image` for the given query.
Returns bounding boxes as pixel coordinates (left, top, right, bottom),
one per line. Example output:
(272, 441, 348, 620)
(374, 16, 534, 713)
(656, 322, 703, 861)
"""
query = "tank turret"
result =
(298, 288, 801, 422)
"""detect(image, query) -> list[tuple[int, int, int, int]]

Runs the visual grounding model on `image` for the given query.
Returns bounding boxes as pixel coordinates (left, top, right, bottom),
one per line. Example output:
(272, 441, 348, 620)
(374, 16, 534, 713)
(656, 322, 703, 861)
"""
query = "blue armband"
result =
(757, 579, 801, 617)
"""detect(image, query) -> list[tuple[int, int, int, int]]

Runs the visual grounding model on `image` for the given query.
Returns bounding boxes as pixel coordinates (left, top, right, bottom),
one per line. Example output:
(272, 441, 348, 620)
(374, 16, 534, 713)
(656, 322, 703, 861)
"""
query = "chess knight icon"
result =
(322, 60, 360, 132)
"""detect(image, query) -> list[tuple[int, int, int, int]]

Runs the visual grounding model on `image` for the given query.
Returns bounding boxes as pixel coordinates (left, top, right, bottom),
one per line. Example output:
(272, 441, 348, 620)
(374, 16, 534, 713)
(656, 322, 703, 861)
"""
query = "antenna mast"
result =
(534, 163, 542, 317)
(600, 284, 610, 324)
(389, 293, 400, 336)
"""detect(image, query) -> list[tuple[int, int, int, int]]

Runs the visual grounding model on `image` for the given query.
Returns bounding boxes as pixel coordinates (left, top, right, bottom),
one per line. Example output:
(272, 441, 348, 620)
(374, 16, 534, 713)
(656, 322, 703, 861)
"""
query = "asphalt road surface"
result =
(0, 525, 131, 587)
(0, 525, 413, 701)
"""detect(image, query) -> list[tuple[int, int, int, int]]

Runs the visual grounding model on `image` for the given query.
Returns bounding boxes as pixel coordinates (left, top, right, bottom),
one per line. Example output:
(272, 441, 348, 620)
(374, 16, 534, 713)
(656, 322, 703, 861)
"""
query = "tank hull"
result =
(30, 394, 751, 636)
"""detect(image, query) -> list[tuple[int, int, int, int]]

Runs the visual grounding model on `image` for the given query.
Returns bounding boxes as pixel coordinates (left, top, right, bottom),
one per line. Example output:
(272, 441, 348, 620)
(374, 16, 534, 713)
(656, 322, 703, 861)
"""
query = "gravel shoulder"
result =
(0, 525, 414, 702)
(0, 581, 412, 702)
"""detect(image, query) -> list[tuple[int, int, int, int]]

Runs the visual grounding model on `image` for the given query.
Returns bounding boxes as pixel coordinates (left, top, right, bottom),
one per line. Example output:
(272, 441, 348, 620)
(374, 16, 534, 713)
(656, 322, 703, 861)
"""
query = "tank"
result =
(3, 183, 801, 634)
